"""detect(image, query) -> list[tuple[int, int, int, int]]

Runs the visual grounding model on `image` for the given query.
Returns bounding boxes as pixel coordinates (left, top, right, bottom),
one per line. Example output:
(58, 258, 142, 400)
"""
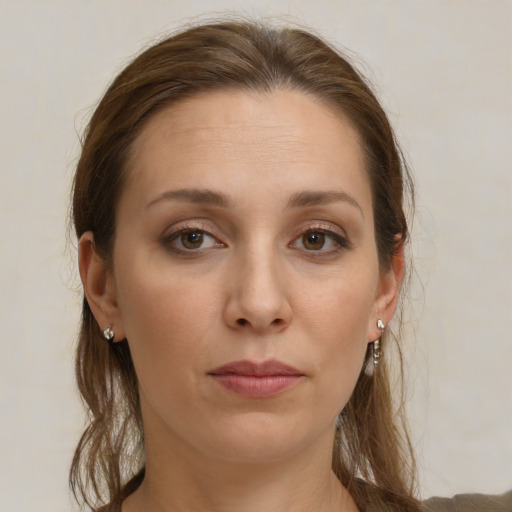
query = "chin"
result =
(196, 412, 332, 464)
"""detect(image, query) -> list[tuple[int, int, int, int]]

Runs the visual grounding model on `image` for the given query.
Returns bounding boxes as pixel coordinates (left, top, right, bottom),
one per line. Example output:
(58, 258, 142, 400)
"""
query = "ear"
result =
(78, 232, 126, 342)
(367, 239, 404, 341)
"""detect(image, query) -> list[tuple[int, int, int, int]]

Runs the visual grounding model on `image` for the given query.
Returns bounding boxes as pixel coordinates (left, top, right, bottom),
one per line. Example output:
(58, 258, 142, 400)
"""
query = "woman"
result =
(69, 20, 510, 512)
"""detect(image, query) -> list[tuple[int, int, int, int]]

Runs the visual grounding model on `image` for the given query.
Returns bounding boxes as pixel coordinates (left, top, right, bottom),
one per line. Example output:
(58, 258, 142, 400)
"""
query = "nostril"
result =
(234, 317, 285, 328)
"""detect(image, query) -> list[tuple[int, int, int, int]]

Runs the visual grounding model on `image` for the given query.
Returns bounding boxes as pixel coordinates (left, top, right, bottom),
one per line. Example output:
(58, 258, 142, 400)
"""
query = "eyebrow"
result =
(145, 188, 234, 209)
(287, 191, 364, 218)
(146, 187, 363, 218)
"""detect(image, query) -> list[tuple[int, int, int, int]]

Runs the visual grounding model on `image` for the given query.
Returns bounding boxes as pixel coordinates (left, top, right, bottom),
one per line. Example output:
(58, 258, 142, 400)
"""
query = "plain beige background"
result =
(0, 1, 511, 511)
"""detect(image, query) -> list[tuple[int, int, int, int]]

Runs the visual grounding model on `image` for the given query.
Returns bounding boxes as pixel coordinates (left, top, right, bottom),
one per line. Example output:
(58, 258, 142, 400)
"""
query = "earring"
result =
(103, 325, 114, 341)
(373, 319, 385, 367)
(364, 319, 385, 377)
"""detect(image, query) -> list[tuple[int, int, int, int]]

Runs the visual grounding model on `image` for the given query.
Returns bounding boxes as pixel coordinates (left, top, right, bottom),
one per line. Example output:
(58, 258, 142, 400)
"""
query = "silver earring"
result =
(103, 325, 114, 341)
(373, 319, 385, 367)
(372, 339, 381, 367)
(364, 319, 385, 377)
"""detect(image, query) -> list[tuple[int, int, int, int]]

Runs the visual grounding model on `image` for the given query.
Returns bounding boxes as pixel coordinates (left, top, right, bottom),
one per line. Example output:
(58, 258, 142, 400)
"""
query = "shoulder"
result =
(422, 490, 512, 512)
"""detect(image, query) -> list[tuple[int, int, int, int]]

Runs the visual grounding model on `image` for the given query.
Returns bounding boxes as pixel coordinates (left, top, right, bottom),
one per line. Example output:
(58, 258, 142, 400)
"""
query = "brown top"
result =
(422, 490, 512, 512)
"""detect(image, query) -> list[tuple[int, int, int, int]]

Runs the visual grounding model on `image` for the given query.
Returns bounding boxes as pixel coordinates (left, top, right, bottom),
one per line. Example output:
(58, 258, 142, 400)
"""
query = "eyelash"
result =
(161, 222, 351, 256)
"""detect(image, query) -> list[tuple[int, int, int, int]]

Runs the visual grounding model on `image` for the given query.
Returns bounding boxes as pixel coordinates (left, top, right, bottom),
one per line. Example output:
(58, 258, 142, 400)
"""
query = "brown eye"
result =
(180, 230, 204, 249)
(165, 226, 223, 254)
(302, 232, 325, 250)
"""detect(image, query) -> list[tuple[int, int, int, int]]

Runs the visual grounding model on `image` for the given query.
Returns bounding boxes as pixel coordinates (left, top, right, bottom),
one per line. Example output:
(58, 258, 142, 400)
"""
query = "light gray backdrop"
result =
(0, 1, 511, 511)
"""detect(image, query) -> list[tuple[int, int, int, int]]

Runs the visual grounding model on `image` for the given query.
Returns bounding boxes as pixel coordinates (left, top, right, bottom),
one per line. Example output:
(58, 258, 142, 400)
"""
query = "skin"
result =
(80, 89, 402, 512)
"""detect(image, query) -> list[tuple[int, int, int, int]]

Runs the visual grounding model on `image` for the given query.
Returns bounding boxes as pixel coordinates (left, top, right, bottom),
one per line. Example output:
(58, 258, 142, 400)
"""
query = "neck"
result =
(130, 464, 351, 512)
(123, 427, 358, 512)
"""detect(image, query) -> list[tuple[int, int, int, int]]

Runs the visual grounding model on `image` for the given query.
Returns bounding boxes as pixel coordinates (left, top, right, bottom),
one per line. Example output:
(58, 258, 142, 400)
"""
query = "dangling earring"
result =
(364, 319, 386, 376)
(373, 319, 385, 367)
(103, 325, 114, 342)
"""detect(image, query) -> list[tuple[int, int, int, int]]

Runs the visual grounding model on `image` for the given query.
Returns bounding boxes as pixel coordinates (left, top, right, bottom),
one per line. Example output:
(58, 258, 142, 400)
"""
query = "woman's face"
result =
(93, 90, 400, 464)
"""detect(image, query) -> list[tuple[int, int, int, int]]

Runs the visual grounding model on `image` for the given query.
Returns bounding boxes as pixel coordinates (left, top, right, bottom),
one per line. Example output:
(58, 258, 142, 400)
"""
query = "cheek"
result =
(298, 264, 376, 347)
(114, 258, 222, 395)
(296, 267, 376, 408)
(116, 245, 219, 337)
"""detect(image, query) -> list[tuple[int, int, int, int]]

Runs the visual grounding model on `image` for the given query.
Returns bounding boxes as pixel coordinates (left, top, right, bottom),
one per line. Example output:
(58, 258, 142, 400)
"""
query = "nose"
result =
(222, 248, 292, 334)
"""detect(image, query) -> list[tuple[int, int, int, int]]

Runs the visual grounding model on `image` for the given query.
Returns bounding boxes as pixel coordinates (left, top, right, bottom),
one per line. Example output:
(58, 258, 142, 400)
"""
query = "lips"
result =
(209, 360, 304, 398)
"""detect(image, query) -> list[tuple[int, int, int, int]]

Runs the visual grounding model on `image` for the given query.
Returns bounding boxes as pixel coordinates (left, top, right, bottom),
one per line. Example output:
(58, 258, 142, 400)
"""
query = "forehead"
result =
(124, 89, 371, 209)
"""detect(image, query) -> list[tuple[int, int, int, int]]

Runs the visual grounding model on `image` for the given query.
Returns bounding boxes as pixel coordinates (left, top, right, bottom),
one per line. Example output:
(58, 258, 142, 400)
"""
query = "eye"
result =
(180, 230, 207, 249)
(291, 228, 349, 253)
(166, 228, 223, 252)
(302, 231, 327, 250)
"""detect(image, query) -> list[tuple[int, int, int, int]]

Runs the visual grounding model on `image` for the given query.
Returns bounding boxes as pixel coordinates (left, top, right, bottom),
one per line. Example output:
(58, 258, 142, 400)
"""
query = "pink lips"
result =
(209, 360, 304, 398)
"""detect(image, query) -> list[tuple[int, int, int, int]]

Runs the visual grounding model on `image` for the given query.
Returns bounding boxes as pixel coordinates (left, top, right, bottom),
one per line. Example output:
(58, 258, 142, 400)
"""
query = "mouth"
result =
(208, 359, 305, 398)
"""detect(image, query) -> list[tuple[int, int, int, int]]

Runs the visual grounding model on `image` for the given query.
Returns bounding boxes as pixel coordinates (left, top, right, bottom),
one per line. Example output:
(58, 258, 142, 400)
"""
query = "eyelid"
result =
(295, 221, 348, 239)
(163, 219, 216, 236)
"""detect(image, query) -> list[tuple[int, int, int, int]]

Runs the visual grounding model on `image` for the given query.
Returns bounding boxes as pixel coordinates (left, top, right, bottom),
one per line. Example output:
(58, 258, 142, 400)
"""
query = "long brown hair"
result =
(70, 20, 419, 512)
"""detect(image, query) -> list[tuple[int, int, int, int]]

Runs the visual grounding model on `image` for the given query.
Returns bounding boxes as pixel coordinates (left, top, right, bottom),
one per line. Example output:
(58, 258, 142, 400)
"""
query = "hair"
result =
(70, 19, 419, 512)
